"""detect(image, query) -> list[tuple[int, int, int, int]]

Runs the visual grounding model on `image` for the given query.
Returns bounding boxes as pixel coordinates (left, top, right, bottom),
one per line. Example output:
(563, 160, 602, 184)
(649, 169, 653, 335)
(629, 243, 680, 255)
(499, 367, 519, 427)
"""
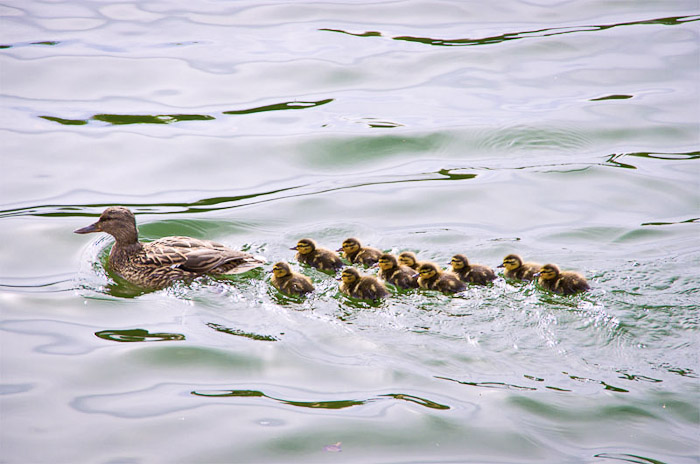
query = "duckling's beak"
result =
(533, 272, 541, 277)
(74, 222, 101, 234)
(289, 246, 297, 250)
(496, 263, 504, 268)
(336, 247, 343, 252)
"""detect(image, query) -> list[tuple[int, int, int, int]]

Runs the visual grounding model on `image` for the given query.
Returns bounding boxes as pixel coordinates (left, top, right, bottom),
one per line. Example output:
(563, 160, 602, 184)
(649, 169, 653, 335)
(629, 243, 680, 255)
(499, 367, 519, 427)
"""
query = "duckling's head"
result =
(340, 267, 361, 285)
(418, 262, 439, 280)
(398, 251, 418, 268)
(500, 254, 523, 271)
(272, 262, 292, 278)
(536, 264, 560, 281)
(377, 253, 398, 271)
(74, 206, 138, 243)
(450, 254, 469, 270)
(292, 238, 317, 255)
(340, 237, 361, 255)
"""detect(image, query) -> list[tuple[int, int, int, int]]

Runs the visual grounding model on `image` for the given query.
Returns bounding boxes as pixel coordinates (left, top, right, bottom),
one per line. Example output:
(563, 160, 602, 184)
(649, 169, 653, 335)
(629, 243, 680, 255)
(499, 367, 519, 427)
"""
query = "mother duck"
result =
(74, 207, 265, 290)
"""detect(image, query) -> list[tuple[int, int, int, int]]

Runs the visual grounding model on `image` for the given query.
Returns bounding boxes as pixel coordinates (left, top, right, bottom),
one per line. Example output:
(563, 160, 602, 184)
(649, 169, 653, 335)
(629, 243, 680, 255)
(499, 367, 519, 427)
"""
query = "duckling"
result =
(498, 254, 541, 281)
(535, 263, 590, 295)
(417, 262, 466, 293)
(377, 253, 419, 289)
(74, 206, 265, 290)
(291, 238, 343, 272)
(450, 254, 496, 285)
(339, 267, 390, 300)
(398, 251, 423, 270)
(270, 262, 314, 296)
(338, 237, 383, 266)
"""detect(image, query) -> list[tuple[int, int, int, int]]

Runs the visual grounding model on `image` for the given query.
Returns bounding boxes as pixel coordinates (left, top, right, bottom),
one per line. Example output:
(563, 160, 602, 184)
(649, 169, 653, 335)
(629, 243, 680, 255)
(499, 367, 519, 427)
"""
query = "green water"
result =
(1, 1, 699, 463)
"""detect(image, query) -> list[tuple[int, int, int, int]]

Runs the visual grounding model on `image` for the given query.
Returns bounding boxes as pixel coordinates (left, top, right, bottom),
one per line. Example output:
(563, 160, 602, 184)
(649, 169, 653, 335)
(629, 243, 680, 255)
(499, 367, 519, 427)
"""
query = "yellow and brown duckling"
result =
(338, 237, 383, 266)
(377, 253, 419, 289)
(535, 263, 590, 296)
(339, 267, 390, 300)
(417, 262, 466, 293)
(398, 251, 422, 270)
(270, 262, 314, 296)
(291, 238, 343, 272)
(449, 254, 496, 285)
(74, 207, 265, 290)
(498, 254, 541, 281)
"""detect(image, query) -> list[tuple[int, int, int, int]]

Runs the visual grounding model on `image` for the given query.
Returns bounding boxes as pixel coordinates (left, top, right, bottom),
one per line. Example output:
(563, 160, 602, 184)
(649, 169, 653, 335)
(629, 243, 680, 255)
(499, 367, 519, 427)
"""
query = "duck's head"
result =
(418, 262, 439, 280)
(291, 238, 316, 255)
(450, 254, 469, 270)
(535, 264, 560, 280)
(377, 253, 398, 271)
(339, 237, 361, 254)
(74, 206, 138, 243)
(499, 254, 523, 271)
(340, 267, 361, 285)
(272, 262, 292, 278)
(398, 251, 418, 268)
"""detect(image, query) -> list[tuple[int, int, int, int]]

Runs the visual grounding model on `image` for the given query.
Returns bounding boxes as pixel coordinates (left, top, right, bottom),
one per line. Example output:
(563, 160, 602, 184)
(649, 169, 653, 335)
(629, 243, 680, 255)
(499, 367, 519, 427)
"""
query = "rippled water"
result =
(1, 1, 699, 463)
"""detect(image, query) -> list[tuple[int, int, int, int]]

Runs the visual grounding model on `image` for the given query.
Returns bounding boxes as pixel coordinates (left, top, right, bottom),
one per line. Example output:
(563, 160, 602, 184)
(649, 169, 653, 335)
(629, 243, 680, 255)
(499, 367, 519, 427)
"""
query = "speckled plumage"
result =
(417, 262, 466, 293)
(339, 237, 383, 266)
(377, 253, 419, 289)
(74, 207, 265, 290)
(398, 251, 422, 270)
(291, 238, 343, 272)
(339, 267, 390, 300)
(450, 254, 496, 285)
(271, 262, 314, 296)
(498, 254, 541, 281)
(536, 263, 590, 296)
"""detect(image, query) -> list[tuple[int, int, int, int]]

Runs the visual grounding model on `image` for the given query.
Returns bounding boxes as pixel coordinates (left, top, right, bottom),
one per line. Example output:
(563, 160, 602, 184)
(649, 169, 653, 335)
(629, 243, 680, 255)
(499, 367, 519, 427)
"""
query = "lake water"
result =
(1, 1, 699, 463)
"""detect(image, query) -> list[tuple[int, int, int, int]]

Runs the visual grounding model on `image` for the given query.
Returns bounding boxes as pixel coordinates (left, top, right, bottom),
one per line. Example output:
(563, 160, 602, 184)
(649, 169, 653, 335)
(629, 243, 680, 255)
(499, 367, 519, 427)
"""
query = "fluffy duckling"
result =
(291, 238, 343, 272)
(338, 237, 383, 266)
(270, 262, 314, 296)
(377, 253, 419, 289)
(450, 254, 496, 285)
(417, 262, 466, 293)
(535, 263, 590, 295)
(339, 267, 390, 300)
(498, 254, 541, 281)
(398, 251, 422, 270)
(74, 206, 265, 290)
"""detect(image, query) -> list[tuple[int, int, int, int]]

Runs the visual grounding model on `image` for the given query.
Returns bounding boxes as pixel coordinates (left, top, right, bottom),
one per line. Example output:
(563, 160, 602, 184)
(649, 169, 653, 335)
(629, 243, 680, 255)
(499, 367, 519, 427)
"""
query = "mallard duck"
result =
(74, 206, 265, 290)
(290, 238, 343, 271)
(338, 237, 382, 266)
(498, 254, 541, 281)
(535, 263, 590, 295)
(339, 267, 389, 300)
(417, 262, 466, 293)
(377, 253, 419, 289)
(450, 254, 496, 285)
(270, 262, 314, 296)
(398, 251, 422, 270)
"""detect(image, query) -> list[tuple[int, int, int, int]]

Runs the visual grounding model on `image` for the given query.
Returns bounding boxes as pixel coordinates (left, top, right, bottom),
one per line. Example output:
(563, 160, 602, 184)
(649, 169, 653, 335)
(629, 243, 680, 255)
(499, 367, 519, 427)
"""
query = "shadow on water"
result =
(191, 388, 450, 410)
(38, 99, 334, 126)
(321, 15, 699, 47)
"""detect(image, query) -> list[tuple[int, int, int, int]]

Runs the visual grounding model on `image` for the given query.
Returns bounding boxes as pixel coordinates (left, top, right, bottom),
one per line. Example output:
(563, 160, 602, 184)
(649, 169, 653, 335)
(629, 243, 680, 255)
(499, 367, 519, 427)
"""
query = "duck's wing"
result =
(143, 238, 262, 274)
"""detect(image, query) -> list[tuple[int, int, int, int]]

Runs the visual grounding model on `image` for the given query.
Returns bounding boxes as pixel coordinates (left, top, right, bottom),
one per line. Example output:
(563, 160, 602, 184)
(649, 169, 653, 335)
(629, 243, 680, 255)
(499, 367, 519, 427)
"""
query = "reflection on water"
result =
(95, 328, 186, 342)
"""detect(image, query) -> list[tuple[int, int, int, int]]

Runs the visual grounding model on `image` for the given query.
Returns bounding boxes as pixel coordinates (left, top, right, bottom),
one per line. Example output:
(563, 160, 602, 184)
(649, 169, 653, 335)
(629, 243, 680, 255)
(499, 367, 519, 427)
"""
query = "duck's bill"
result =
(74, 222, 100, 234)
(496, 264, 504, 268)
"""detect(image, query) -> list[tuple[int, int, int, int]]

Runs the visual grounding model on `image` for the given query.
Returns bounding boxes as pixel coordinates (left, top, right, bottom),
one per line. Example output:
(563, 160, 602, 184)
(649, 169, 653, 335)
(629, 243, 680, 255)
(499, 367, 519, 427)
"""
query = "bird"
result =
(498, 254, 541, 281)
(377, 253, 419, 289)
(73, 206, 265, 290)
(398, 251, 422, 270)
(290, 238, 343, 272)
(417, 262, 466, 293)
(338, 237, 383, 266)
(449, 254, 496, 285)
(270, 262, 314, 296)
(338, 267, 390, 300)
(535, 263, 590, 295)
